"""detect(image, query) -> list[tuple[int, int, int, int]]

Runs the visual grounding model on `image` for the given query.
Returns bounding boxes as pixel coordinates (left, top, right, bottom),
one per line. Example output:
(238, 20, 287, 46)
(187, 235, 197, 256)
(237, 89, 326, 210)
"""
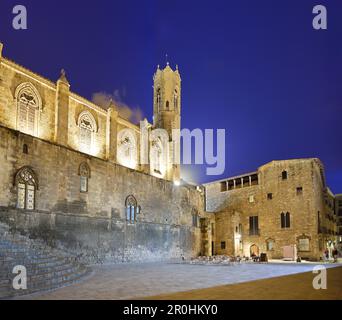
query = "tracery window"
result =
(125, 195, 140, 223)
(15, 166, 38, 210)
(117, 129, 137, 169)
(15, 83, 41, 136)
(78, 111, 97, 154)
(79, 162, 90, 192)
(151, 138, 163, 175)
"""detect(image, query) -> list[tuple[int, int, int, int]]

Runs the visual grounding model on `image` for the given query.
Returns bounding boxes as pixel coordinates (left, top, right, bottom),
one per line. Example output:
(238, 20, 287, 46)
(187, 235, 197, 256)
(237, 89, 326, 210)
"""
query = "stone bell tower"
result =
(153, 62, 181, 182)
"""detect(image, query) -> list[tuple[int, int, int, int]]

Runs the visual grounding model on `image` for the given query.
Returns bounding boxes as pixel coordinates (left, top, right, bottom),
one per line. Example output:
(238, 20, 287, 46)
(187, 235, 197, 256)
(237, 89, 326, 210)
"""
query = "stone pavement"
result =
(147, 265, 342, 300)
(17, 262, 342, 300)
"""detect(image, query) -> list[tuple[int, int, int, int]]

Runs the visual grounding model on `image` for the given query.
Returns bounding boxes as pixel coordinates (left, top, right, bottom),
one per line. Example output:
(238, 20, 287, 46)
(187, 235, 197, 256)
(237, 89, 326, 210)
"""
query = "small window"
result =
(79, 162, 90, 193)
(281, 212, 291, 228)
(296, 187, 303, 195)
(192, 214, 199, 227)
(267, 193, 273, 200)
(23, 144, 28, 154)
(221, 241, 226, 250)
(266, 239, 274, 251)
(220, 181, 227, 192)
(282, 171, 288, 180)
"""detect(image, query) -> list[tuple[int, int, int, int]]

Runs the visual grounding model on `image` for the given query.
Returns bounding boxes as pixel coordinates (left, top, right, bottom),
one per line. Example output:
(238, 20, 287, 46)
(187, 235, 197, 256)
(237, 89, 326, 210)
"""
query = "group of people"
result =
(323, 248, 339, 263)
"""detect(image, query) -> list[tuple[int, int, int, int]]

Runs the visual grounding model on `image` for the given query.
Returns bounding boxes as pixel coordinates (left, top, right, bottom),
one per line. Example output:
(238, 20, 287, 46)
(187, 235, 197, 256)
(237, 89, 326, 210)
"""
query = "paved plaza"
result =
(17, 262, 342, 300)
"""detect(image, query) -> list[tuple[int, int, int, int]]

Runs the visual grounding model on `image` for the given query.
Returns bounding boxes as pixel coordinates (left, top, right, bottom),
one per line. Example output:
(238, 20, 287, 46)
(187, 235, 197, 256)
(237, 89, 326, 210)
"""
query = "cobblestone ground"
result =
(16, 262, 341, 300)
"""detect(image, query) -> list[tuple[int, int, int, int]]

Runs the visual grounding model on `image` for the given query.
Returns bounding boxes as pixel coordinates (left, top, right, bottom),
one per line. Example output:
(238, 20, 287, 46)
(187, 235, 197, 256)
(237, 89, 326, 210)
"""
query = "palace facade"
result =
(0, 42, 339, 263)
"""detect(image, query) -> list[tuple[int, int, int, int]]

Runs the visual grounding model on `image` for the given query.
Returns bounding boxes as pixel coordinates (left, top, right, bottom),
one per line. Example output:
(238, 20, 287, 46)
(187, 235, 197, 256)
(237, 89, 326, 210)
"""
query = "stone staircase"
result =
(0, 223, 90, 299)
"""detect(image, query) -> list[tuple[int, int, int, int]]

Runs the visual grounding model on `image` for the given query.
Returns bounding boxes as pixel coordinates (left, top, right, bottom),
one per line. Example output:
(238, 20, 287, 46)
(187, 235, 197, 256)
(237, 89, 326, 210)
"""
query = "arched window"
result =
(79, 162, 90, 192)
(77, 111, 97, 154)
(117, 129, 137, 169)
(23, 144, 28, 154)
(166, 100, 169, 110)
(281, 212, 290, 228)
(151, 138, 162, 175)
(149, 129, 168, 178)
(15, 83, 42, 136)
(282, 170, 288, 180)
(156, 88, 161, 112)
(174, 89, 178, 111)
(125, 195, 140, 223)
(15, 166, 38, 210)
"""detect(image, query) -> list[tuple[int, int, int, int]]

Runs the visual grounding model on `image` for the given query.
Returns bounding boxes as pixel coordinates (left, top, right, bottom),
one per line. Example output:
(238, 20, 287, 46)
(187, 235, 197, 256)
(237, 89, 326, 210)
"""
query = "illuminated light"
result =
(174, 180, 180, 186)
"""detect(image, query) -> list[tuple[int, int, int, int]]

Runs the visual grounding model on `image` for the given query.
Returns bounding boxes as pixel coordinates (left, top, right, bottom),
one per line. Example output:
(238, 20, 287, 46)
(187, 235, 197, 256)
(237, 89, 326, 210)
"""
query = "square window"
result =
(296, 187, 303, 195)
(267, 193, 273, 200)
(220, 181, 227, 192)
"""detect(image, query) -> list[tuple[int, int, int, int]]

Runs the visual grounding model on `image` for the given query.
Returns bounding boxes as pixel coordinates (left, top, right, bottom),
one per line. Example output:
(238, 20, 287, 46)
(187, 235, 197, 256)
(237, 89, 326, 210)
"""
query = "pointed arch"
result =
(125, 195, 140, 223)
(78, 162, 91, 192)
(77, 111, 97, 154)
(117, 128, 137, 169)
(150, 128, 169, 178)
(15, 166, 38, 210)
(15, 82, 42, 136)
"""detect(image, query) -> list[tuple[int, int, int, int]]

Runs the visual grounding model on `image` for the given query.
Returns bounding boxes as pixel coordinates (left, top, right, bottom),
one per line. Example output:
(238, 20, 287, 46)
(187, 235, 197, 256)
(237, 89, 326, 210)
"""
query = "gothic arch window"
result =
(151, 138, 163, 176)
(125, 195, 140, 223)
(117, 129, 137, 169)
(282, 170, 288, 180)
(281, 212, 290, 228)
(149, 129, 168, 178)
(15, 166, 38, 210)
(156, 88, 161, 112)
(174, 89, 178, 111)
(77, 111, 97, 154)
(166, 100, 170, 110)
(15, 83, 42, 137)
(79, 162, 90, 192)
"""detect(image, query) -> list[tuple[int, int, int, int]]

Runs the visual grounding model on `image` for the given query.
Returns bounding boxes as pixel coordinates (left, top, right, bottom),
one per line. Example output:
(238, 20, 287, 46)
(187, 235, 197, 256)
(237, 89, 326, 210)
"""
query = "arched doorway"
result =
(250, 244, 259, 256)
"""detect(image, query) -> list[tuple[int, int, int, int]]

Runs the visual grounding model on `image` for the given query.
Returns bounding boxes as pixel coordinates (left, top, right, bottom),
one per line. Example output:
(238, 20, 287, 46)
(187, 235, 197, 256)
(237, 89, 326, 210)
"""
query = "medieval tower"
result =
(153, 63, 181, 182)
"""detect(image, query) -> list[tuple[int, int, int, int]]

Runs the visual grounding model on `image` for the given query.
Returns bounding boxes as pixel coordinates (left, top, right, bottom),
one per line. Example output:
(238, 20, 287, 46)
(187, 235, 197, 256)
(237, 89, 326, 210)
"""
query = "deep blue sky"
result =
(0, 0, 341, 192)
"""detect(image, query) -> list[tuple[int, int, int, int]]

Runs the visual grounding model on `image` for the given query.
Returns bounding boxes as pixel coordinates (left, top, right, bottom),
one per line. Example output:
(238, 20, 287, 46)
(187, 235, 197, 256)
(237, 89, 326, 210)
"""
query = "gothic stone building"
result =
(0, 43, 205, 263)
(204, 159, 338, 260)
(0, 42, 338, 263)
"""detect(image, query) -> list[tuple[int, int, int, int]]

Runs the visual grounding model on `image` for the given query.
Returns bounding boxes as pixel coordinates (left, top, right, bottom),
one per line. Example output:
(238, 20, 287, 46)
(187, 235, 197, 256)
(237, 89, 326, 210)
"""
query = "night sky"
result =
(0, 0, 341, 192)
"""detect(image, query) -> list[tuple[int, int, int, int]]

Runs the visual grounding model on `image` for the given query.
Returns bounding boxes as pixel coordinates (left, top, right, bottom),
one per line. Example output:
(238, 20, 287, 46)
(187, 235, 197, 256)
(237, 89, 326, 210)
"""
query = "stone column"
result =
(0, 42, 3, 60)
(139, 118, 150, 174)
(54, 69, 70, 146)
(106, 102, 118, 163)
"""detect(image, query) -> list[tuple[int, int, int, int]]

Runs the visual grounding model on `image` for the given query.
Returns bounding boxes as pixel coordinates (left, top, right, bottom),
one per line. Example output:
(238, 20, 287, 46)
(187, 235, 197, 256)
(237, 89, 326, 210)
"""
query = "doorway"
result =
(250, 244, 259, 256)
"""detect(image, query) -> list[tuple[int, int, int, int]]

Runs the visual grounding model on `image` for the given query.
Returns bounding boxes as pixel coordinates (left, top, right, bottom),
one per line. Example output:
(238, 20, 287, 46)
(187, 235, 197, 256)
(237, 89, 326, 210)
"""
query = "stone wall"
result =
(0, 125, 204, 264)
(205, 159, 337, 260)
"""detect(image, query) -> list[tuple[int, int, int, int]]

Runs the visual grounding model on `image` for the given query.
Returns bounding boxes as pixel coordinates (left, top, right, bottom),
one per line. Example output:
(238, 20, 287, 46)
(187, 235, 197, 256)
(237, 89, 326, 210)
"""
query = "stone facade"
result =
(205, 159, 339, 261)
(0, 42, 339, 264)
(0, 43, 204, 263)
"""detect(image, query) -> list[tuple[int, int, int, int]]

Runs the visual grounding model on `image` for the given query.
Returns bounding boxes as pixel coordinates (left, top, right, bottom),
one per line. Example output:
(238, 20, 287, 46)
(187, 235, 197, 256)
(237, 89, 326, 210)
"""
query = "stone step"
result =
(0, 267, 89, 299)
